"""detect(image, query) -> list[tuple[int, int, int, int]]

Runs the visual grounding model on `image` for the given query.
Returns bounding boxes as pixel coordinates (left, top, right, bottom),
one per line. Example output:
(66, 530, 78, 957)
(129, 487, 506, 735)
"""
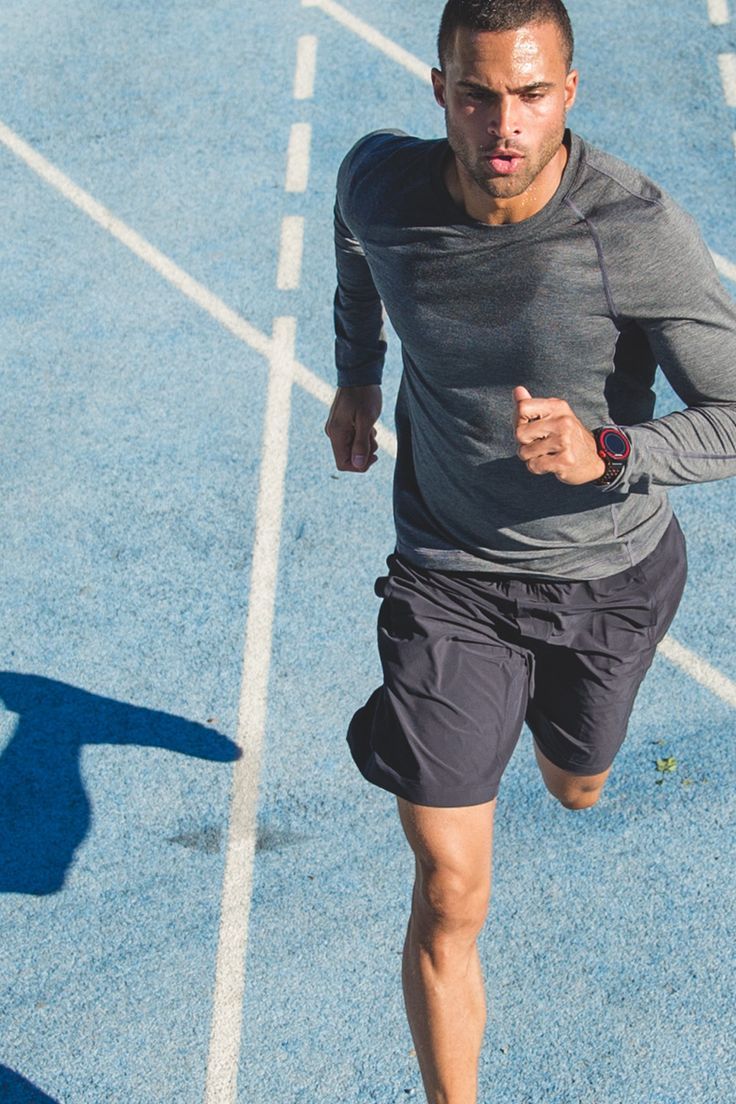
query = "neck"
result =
(444, 135, 570, 225)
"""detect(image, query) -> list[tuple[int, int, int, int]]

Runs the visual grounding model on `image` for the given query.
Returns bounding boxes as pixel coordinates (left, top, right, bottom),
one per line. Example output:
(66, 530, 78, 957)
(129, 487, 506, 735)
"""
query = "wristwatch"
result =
(592, 426, 631, 486)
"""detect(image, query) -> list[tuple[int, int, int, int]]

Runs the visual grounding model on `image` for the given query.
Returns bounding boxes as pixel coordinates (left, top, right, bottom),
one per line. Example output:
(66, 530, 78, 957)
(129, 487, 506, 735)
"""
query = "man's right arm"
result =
(333, 191, 387, 388)
(325, 161, 386, 472)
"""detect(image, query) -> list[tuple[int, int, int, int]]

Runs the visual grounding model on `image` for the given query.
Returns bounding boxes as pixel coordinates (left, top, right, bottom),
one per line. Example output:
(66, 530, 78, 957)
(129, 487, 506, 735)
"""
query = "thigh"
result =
(397, 794, 497, 913)
(526, 513, 688, 775)
(346, 552, 531, 807)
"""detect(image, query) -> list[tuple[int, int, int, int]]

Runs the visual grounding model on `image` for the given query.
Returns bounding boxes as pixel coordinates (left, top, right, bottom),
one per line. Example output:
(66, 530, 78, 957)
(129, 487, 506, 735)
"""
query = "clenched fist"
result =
(324, 384, 382, 473)
(513, 386, 606, 485)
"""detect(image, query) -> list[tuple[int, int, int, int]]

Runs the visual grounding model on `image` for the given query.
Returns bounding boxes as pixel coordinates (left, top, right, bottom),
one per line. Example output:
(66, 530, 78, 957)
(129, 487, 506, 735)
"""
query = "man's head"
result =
(437, 0, 574, 76)
(432, 0, 578, 210)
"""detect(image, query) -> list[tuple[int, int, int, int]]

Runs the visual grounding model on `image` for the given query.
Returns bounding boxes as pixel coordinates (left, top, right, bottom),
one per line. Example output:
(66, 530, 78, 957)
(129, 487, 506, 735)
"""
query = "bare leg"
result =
(533, 739, 610, 809)
(397, 795, 497, 1104)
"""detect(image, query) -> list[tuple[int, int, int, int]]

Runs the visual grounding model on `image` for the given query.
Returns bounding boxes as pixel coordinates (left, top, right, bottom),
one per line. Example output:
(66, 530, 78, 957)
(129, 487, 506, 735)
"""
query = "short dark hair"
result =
(437, 0, 574, 73)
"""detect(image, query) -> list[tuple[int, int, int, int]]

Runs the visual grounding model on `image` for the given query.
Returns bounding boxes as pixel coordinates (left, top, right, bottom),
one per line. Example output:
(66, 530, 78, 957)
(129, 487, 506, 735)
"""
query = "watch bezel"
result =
(595, 426, 631, 462)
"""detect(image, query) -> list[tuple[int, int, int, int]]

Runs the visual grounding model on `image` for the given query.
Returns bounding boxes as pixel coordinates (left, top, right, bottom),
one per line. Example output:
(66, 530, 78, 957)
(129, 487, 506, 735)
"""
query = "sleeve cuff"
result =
(336, 366, 383, 387)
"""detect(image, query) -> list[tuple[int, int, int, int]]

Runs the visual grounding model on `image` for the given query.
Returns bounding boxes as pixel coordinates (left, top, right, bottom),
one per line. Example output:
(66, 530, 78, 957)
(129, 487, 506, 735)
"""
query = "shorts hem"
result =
(347, 739, 499, 808)
(529, 726, 614, 776)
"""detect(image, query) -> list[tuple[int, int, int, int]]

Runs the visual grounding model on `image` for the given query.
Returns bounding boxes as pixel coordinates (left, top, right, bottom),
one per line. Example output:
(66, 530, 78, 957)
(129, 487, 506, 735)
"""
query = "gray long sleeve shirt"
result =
(334, 127, 736, 578)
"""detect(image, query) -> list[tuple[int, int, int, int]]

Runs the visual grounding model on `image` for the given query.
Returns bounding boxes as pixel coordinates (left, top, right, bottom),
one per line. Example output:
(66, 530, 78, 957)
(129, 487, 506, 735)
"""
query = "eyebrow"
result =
(456, 79, 555, 93)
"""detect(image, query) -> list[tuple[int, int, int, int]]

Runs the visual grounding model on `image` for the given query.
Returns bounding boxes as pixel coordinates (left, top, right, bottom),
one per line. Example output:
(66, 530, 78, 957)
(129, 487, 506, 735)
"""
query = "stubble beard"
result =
(446, 110, 567, 200)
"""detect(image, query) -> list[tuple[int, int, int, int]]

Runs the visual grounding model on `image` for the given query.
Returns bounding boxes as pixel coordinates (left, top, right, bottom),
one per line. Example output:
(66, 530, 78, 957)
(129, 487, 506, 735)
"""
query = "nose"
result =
(486, 95, 520, 139)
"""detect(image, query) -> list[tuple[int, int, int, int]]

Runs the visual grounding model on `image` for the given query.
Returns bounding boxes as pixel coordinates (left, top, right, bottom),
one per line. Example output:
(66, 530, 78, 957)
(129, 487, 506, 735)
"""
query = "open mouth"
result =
(485, 152, 524, 175)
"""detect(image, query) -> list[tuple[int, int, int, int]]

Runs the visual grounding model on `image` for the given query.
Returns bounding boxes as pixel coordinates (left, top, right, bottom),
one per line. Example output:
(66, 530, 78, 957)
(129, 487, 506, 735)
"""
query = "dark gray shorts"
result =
(347, 513, 688, 807)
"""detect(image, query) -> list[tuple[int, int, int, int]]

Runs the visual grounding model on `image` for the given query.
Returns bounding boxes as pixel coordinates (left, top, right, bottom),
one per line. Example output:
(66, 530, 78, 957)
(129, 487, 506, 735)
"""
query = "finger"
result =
(348, 450, 379, 473)
(344, 434, 380, 472)
(516, 398, 557, 425)
(517, 438, 559, 462)
(516, 425, 554, 447)
(326, 425, 358, 471)
(330, 421, 365, 464)
(351, 416, 378, 470)
(524, 453, 559, 476)
(513, 385, 530, 429)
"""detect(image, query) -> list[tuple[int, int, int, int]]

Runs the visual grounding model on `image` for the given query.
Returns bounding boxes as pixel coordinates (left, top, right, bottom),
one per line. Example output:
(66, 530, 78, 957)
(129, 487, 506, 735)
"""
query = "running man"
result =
(323, 1, 736, 1100)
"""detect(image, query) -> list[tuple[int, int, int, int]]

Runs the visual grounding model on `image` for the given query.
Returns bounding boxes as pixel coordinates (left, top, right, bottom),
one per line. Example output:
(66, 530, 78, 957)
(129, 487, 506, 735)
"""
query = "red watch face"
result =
(599, 428, 631, 460)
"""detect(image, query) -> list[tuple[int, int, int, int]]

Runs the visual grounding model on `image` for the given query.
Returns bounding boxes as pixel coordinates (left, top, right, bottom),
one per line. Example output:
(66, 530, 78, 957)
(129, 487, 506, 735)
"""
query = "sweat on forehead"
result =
(437, 0, 575, 72)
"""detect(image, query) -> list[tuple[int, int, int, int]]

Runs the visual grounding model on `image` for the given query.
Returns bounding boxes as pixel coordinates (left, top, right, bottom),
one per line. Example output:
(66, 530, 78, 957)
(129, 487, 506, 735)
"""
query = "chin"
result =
(477, 176, 530, 199)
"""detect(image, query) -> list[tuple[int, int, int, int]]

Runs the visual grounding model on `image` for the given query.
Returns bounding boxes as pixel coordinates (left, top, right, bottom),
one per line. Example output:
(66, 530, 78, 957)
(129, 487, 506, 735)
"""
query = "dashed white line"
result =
(277, 215, 305, 289)
(204, 315, 296, 1104)
(718, 53, 736, 106)
(301, 2, 736, 285)
(707, 0, 731, 25)
(294, 34, 318, 99)
(301, 0, 432, 84)
(285, 122, 312, 192)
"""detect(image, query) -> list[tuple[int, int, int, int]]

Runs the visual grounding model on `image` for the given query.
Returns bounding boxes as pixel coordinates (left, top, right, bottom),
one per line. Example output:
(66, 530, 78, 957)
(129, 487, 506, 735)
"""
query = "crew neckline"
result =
(428, 128, 584, 239)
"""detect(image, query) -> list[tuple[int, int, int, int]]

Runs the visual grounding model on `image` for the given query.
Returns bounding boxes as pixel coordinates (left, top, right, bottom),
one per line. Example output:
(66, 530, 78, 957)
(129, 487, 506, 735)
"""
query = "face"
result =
(431, 21, 578, 203)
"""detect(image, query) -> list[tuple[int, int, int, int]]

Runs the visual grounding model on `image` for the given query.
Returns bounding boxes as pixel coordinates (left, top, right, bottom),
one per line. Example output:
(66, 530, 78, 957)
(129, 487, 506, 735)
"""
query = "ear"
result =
(564, 69, 579, 112)
(430, 67, 447, 108)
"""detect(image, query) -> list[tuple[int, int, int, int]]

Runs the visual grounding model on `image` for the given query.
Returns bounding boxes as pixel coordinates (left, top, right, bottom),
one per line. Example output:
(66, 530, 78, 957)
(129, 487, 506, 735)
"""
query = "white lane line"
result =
(708, 0, 731, 25)
(712, 250, 736, 282)
(4, 99, 732, 1104)
(300, 3, 736, 286)
(204, 315, 296, 1104)
(277, 215, 305, 290)
(659, 636, 736, 708)
(1, 117, 735, 713)
(285, 122, 312, 192)
(301, 0, 432, 84)
(294, 34, 318, 99)
(0, 117, 386, 439)
(0, 119, 271, 360)
(719, 53, 736, 105)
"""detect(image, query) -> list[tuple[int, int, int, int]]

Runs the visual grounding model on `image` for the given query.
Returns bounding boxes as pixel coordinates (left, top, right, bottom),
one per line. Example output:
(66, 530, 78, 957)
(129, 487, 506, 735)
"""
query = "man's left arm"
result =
(600, 199, 736, 495)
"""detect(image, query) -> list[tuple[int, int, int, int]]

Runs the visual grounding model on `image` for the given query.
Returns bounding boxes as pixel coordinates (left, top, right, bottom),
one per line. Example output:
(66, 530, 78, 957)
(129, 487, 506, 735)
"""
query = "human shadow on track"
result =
(0, 672, 241, 897)
(0, 1065, 60, 1102)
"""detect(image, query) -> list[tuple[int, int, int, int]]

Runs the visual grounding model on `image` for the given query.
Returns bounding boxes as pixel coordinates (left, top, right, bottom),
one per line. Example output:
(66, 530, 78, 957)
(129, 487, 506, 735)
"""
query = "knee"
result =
(558, 788, 603, 811)
(412, 865, 491, 942)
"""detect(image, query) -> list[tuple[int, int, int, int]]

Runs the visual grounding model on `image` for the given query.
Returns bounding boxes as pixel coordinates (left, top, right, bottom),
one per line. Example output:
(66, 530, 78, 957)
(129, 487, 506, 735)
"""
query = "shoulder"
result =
(336, 129, 439, 224)
(568, 137, 723, 315)
(570, 135, 701, 246)
(337, 128, 426, 185)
